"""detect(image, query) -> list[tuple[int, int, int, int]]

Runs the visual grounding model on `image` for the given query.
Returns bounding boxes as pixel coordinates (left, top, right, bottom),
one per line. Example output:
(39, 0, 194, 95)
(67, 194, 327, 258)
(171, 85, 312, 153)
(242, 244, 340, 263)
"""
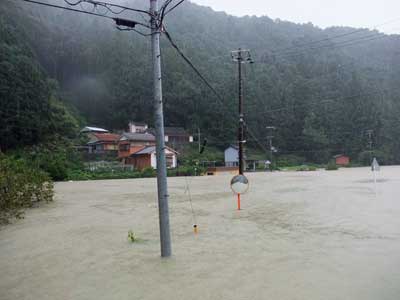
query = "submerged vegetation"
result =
(0, 154, 53, 223)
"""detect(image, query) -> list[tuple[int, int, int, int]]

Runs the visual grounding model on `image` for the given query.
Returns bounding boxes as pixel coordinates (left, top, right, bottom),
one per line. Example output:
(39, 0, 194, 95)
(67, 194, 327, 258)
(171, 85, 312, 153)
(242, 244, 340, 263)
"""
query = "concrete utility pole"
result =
(231, 48, 253, 174)
(266, 126, 276, 170)
(366, 129, 374, 163)
(150, 0, 171, 257)
(198, 127, 201, 153)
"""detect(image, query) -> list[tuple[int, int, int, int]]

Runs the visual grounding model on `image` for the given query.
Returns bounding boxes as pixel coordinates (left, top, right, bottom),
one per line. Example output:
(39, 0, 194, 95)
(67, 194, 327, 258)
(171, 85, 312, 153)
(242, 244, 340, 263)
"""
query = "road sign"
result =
(371, 157, 380, 172)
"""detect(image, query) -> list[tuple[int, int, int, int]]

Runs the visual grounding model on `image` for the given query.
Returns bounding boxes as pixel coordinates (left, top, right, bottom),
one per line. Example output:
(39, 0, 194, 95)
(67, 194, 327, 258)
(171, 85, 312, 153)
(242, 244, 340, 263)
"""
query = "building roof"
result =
(88, 133, 120, 143)
(129, 121, 147, 126)
(134, 146, 157, 155)
(226, 144, 239, 151)
(164, 127, 190, 136)
(333, 154, 348, 158)
(148, 127, 191, 136)
(131, 145, 178, 156)
(80, 126, 109, 133)
(121, 132, 156, 142)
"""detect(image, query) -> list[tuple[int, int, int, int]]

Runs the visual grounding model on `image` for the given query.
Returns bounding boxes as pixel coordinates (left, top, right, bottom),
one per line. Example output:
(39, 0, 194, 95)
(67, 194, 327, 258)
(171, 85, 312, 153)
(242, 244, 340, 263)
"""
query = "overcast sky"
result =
(191, 0, 400, 34)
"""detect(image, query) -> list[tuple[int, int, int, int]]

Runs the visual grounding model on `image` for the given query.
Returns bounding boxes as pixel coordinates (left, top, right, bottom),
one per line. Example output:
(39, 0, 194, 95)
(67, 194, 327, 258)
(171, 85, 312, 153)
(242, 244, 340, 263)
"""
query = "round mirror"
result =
(230, 174, 249, 195)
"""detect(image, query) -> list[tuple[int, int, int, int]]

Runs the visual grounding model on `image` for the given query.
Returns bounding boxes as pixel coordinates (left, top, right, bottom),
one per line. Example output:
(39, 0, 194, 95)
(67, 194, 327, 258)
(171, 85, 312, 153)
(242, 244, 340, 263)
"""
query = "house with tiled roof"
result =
(126, 145, 178, 170)
(118, 132, 156, 164)
(87, 133, 121, 154)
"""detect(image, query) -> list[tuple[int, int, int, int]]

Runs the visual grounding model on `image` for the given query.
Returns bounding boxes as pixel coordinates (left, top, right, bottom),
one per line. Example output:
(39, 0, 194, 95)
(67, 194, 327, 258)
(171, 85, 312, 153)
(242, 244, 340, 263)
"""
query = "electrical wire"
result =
(163, 29, 226, 105)
(269, 16, 400, 55)
(20, 0, 151, 29)
(21, 0, 116, 20)
(184, 176, 197, 226)
(164, 0, 185, 16)
(274, 32, 392, 60)
(61, 0, 151, 15)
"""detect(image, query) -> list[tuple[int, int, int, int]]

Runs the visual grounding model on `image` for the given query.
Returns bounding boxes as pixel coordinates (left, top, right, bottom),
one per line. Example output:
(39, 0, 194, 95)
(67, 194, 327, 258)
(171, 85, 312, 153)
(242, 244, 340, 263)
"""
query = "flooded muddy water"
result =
(1, 167, 400, 300)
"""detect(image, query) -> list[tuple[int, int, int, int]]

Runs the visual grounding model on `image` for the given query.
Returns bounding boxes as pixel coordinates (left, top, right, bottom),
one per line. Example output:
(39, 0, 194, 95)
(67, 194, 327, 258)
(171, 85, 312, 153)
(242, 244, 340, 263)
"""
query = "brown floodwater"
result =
(1, 167, 399, 299)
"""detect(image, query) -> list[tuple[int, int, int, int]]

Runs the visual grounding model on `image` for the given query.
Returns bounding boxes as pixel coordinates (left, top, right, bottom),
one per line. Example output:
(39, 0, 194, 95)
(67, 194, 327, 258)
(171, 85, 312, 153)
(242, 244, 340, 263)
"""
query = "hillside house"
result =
(164, 127, 193, 145)
(87, 133, 121, 154)
(334, 154, 350, 166)
(118, 132, 156, 164)
(80, 126, 109, 134)
(127, 146, 178, 170)
(224, 145, 239, 167)
(147, 127, 193, 148)
(128, 121, 148, 133)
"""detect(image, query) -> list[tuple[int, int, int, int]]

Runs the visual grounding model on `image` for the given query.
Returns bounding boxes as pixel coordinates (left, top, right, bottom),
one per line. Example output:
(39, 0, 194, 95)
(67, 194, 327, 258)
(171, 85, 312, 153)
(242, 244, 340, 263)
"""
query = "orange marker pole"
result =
(237, 193, 241, 210)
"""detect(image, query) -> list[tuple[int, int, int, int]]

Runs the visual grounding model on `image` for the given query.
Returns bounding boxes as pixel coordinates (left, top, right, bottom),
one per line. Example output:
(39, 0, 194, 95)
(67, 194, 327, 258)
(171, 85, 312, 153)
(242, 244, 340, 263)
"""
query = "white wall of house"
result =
(224, 147, 239, 166)
(129, 122, 148, 133)
(150, 149, 177, 169)
(151, 152, 157, 169)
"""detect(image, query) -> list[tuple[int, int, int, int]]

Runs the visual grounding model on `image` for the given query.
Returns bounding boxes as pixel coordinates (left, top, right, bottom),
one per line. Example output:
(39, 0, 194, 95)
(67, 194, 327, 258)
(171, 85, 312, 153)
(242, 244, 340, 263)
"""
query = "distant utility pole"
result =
(198, 127, 201, 153)
(150, 0, 171, 258)
(366, 129, 374, 162)
(266, 126, 276, 170)
(231, 48, 253, 174)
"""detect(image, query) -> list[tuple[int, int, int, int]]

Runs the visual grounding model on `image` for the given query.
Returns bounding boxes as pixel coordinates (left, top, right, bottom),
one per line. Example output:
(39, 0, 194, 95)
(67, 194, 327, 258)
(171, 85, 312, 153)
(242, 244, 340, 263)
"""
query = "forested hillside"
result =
(1, 0, 400, 163)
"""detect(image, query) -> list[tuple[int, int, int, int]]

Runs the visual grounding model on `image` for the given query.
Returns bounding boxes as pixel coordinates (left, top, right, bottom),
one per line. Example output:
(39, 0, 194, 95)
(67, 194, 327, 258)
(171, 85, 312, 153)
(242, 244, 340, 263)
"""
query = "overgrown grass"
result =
(325, 161, 339, 171)
(67, 165, 206, 181)
(0, 154, 53, 224)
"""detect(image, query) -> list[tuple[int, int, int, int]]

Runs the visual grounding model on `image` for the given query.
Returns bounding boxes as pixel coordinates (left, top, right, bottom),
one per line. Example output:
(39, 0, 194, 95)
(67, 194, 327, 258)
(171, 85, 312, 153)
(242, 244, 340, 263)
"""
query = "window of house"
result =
(119, 144, 130, 151)
(166, 155, 174, 168)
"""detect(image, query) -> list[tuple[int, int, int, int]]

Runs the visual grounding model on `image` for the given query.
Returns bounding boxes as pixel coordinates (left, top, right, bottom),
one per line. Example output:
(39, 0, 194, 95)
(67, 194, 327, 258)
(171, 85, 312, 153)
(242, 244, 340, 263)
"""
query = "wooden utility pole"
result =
(231, 48, 253, 174)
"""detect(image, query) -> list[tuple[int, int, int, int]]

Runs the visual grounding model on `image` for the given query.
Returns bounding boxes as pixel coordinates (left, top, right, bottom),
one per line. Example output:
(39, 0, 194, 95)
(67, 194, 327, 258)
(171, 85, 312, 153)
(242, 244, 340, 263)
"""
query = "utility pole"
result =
(150, 0, 171, 257)
(266, 126, 276, 170)
(231, 48, 253, 174)
(366, 129, 374, 163)
(198, 127, 201, 153)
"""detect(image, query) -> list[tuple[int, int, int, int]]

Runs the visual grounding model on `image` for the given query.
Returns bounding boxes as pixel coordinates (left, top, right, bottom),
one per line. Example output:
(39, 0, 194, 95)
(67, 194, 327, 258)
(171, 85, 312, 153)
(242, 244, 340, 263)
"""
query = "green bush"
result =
(0, 155, 53, 224)
(167, 165, 205, 177)
(276, 155, 306, 167)
(325, 161, 339, 171)
(67, 169, 143, 181)
(357, 150, 389, 166)
(141, 167, 156, 178)
(296, 165, 317, 172)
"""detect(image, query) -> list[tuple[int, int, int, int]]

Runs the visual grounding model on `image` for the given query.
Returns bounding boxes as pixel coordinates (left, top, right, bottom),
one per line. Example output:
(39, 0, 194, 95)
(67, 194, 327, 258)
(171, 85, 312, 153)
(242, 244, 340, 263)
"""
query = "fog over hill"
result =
(1, 0, 400, 163)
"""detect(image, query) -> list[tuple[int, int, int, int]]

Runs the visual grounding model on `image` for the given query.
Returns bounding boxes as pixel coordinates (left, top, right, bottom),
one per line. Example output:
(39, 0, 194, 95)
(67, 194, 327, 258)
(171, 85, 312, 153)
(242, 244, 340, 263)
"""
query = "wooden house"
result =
(118, 132, 156, 164)
(87, 133, 120, 154)
(333, 154, 350, 166)
(127, 146, 178, 170)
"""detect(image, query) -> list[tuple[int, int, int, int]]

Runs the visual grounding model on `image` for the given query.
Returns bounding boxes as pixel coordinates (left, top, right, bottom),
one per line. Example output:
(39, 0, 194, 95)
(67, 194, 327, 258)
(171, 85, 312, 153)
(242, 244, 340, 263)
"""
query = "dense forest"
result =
(1, 0, 400, 164)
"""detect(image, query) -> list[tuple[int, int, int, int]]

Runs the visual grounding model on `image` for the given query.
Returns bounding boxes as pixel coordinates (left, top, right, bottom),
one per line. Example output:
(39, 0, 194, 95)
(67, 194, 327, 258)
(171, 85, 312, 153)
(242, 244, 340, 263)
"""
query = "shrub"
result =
(296, 165, 317, 172)
(325, 161, 339, 171)
(141, 167, 156, 178)
(0, 155, 53, 224)
(277, 155, 305, 167)
(168, 165, 205, 177)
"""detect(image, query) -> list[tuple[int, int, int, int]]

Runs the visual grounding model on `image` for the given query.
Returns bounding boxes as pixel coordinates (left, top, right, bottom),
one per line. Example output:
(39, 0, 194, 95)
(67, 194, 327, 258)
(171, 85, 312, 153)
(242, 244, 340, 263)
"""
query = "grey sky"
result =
(191, 0, 400, 34)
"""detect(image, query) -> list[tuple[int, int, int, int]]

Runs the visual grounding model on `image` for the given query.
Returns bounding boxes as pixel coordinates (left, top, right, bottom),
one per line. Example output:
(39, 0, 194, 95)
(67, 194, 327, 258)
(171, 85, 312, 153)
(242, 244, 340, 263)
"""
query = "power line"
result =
(257, 89, 386, 115)
(61, 0, 151, 16)
(20, 0, 150, 28)
(163, 29, 226, 104)
(269, 16, 400, 55)
(21, 0, 115, 19)
(274, 32, 392, 60)
(164, 0, 185, 16)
